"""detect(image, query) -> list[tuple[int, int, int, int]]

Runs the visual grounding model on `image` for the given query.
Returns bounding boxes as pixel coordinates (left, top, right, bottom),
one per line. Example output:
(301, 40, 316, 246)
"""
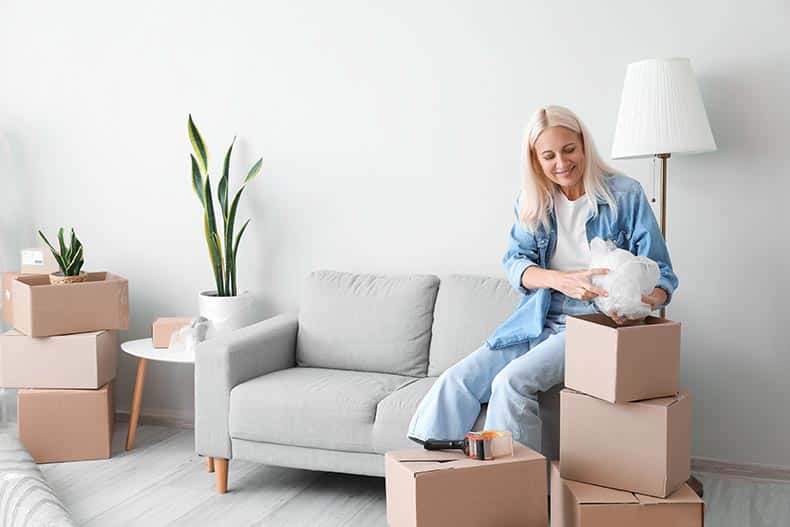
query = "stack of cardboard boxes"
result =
(0, 248, 129, 463)
(552, 313, 704, 526)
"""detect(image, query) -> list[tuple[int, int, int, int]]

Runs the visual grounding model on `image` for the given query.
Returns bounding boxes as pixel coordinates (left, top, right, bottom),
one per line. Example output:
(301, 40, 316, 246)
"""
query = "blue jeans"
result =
(407, 291, 599, 453)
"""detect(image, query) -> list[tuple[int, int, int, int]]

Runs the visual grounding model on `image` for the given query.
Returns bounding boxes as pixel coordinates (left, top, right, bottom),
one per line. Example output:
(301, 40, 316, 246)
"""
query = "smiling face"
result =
(533, 126, 586, 194)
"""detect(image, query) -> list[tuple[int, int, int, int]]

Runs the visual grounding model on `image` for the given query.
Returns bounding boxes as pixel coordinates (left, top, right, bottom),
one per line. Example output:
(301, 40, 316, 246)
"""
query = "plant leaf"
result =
(191, 155, 204, 205)
(38, 230, 66, 272)
(219, 137, 235, 221)
(188, 114, 209, 176)
(202, 174, 225, 295)
(57, 228, 67, 262)
(65, 245, 83, 275)
(244, 158, 263, 184)
(230, 218, 251, 296)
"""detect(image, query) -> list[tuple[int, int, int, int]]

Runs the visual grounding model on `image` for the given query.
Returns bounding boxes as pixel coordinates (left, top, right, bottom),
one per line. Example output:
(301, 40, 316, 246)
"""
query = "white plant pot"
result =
(198, 290, 254, 334)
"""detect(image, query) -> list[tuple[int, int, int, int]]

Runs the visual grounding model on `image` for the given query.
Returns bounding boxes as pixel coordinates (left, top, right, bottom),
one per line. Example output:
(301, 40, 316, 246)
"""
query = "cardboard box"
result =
(11, 272, 129, 337)
(385, 444, 547, 527)
(550, 462, 703, 526)
(20, 247, 60, 275)
(565, 314, 681, 403)
(18, 382, 114, 463)
(0, 329, 117, 389)
(2, 272, 32, 324)
(560, 389, 691, 498)
(152, 317, 192, 348)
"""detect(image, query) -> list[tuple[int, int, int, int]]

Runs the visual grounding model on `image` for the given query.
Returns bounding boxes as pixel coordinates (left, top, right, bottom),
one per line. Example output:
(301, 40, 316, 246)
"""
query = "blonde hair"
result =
(519, 105, 617, 233)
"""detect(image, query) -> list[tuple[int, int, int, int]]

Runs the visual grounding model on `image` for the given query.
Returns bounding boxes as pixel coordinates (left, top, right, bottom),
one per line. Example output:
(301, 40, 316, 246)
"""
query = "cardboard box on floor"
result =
(20, 247, 60, 275)
(18, 382, 114, 463)
(11, 272, 129, 337)
(385, 444, 547, 527)
(560, 389, 691, 498)
(550, 462, 703, 526)
(565, 314, 681, 403)
(152, 317, 193, 348)
(0, 329, 117, 389)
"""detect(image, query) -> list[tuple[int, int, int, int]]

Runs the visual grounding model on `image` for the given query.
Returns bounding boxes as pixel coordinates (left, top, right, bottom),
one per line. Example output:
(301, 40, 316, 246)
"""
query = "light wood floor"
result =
(32, 425, 790, 526)
(40, 426, 386, 527)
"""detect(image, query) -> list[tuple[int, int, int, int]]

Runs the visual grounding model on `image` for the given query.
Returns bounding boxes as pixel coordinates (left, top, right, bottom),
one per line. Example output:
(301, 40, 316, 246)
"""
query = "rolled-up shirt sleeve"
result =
(503, 200, 540, 294)
(630, 187, 679, 306)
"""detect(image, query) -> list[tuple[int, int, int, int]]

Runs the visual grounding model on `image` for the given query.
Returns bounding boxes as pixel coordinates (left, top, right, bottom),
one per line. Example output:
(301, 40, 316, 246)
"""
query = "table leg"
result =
(207, 457, 215, 472)
(125, 357, 148, 450)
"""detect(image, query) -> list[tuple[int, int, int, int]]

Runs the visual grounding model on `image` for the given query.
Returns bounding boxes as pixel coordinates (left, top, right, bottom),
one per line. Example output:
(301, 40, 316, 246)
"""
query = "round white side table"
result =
(120, 338, 194, 451)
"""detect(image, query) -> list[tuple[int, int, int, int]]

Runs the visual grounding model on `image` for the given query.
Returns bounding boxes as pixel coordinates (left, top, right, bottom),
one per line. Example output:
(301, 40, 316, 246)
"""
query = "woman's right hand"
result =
(549, 268, 610, 301)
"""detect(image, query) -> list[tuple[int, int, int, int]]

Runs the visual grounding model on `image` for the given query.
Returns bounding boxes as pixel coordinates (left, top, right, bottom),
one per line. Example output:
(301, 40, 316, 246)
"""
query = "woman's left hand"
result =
(608, 288, 668, 325)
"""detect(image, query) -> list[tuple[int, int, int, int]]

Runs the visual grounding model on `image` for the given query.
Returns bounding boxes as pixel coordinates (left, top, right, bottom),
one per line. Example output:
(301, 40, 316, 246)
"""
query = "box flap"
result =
(565, 479, 639, 504)
(633, 391, 689, 408)
(387, 444, 543, 475)
(569, 313, 679, 330)
(636, 484, 703, 505)
(1, 329, 106, 338)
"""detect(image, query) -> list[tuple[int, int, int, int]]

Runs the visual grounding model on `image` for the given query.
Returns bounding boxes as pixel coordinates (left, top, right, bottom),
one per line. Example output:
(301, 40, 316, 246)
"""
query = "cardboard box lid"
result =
(386, 444, 544, 476)
(563, 388, 688, 409)
(552, 462, 702, 506)
(569, 313, 681, 331)
(1, 329, 107, 339)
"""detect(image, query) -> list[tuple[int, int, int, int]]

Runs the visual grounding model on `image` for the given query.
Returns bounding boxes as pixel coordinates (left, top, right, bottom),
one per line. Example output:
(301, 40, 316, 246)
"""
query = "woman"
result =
(407, 105, 678, 453)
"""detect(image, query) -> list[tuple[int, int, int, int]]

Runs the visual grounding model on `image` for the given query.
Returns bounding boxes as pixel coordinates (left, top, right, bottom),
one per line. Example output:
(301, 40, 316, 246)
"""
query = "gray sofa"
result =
(195, 271, 561, 493)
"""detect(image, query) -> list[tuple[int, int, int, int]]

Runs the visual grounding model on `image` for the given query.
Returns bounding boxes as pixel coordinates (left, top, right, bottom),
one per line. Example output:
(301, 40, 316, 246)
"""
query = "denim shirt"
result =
(486, 174, 679, 350)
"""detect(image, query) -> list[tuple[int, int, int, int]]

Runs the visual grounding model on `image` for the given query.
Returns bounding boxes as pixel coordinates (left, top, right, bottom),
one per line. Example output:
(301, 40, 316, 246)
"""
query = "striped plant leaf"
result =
(65, 245, 83, 275)
(230, 218, 251, 296)
(203, 211, 225, 295)
(188, 114, 208, 176)
(37, 230, 67, 272)
(57, 228, 67, 263)
(191, 155, 204, 205)
(244, 158, 263, 184)
(219, 137, 235, 220)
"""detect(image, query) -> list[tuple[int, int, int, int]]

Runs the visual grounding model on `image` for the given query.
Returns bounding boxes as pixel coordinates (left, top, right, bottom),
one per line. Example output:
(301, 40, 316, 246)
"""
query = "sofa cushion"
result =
(229, 367, 416, 453)
(296, 270, 439, 376)
(428, 275, 521, 376)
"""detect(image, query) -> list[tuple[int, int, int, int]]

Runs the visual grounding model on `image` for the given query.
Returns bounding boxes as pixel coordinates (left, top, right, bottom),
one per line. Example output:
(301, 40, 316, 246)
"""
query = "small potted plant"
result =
(38, 228, 87, 285)
(188, 115, 262, 332)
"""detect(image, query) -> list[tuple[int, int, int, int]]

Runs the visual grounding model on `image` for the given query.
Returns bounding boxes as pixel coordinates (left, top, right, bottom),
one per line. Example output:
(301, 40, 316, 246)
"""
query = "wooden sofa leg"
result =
(207, 457, 215, 473)
(215, 458, 229, 494)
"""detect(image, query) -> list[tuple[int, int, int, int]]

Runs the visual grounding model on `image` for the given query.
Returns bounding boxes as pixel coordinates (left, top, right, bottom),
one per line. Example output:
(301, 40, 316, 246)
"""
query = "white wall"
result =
(1, 0, 788, 466)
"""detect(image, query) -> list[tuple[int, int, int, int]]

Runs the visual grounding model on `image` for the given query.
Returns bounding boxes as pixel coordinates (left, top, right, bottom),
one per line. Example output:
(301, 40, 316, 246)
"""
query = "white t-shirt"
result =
(549, 191, 591, 272)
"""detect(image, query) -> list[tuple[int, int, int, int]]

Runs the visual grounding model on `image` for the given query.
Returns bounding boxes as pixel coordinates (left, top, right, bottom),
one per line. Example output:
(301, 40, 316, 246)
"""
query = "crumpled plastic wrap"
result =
(589, 237, 660, 320)
(168, 317, 213, 354)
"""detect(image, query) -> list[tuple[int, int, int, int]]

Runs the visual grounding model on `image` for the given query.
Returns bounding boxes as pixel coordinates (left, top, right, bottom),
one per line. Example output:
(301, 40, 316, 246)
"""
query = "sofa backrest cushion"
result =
(296, 270, 439, 377)
(428, 274, 521, 376)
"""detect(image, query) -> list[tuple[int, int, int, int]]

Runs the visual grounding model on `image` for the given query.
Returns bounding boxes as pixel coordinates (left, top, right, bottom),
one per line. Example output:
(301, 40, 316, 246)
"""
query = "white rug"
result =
(0, 432, 76, 527)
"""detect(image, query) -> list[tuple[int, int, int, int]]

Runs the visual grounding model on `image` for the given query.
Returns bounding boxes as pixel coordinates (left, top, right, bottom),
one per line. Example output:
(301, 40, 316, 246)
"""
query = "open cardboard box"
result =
(18, 382, 115, 463)
(2, 272, 32, 324)
(11, 272, 129, 337)
(560, 389, 691, 498)
(550, 462, 703, 526)
(565, 314, 680, 403)
(386, 444, 547, 527)
(0, 329, 117, 389)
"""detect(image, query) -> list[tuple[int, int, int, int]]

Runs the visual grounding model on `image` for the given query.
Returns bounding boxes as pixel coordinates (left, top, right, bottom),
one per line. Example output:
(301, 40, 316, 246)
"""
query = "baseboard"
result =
(692, 457, 790, 482)
(112, 411, 790, 482)
(115, 408, 193, 429)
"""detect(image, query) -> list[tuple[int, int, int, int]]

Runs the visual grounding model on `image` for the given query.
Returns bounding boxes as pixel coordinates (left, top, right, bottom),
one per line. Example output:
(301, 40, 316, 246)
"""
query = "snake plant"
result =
(38, 228, 85, 276)
(188, 115, 263, 297)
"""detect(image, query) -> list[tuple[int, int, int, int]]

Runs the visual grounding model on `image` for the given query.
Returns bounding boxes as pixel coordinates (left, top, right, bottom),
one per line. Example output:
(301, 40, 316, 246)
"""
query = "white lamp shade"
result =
(611, 58, 717, 159)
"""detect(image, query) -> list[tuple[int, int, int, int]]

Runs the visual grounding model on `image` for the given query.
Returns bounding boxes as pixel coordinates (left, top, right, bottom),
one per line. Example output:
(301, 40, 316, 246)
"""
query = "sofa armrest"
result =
(195, 313, 298, 459)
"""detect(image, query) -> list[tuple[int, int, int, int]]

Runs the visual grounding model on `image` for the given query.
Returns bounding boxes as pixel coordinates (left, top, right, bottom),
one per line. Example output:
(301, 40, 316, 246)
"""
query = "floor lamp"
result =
(611, 58, 717, 317)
